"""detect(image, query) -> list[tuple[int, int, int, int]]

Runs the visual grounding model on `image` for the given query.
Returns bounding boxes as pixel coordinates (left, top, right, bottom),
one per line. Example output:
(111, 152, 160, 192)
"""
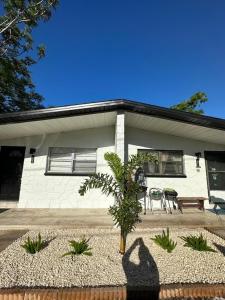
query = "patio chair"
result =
(163, 189, 178, 214)
(149, 188, 167, 213)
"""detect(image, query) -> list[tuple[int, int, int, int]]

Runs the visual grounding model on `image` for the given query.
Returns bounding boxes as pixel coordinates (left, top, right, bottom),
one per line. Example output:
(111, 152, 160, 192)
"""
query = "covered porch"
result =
(0, 208, 224, 230)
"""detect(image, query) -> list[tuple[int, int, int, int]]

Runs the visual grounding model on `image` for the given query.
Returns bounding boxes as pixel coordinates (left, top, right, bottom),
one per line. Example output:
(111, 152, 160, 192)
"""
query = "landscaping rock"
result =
(0, 228, 224, 288)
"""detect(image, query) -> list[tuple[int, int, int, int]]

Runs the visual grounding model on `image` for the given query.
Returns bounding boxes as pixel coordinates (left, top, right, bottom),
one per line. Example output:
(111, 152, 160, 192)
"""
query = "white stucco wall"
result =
(126, 127, 225, 209)
(0, 126, 115, 208)
(1, 119, 225, 210)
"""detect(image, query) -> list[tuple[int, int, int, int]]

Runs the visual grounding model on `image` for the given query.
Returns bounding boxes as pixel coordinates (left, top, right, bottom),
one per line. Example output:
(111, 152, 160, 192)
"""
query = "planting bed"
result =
(0, 228, 224, 288)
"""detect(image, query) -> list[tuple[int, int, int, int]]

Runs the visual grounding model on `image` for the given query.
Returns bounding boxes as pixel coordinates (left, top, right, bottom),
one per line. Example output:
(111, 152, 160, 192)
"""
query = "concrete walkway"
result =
(0, 230, 27, 252)
(0, 208, 225, 229)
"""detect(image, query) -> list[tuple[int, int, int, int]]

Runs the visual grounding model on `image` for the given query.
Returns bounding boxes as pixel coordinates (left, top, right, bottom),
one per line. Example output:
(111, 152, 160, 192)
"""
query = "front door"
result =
(205, 151, 225, 205)
(0, 146, 26, 201)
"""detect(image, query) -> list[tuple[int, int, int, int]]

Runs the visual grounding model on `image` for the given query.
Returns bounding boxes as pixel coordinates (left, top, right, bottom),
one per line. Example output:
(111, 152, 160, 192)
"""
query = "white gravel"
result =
(0, 228, 224, 288)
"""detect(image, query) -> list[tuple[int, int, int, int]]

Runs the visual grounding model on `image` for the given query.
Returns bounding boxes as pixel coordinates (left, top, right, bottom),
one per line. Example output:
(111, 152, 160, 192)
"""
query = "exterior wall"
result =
(1, 118, 225, 210)
(0, 126, 115, 208)
(126, 127, 225, 209)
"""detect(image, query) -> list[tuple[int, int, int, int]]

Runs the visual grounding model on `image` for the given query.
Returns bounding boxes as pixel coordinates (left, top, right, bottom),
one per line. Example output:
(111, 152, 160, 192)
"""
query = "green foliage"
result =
(62, 237, 92, 257)
(151, 228, 177, 253)
(79, 173, 119, 198)
(109, 196, 142, 235)
(21, 233, 45, 254)
(79, 152, 156, 253)
(0, 0, 59, 112)
(79, 152, 156, 233)
(180, 233, 216, 252)
(171, 92, 208, 115)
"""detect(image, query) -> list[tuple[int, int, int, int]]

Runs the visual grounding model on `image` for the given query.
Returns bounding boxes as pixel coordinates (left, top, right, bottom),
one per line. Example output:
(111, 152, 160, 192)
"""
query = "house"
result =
(0, 99, 225, 209)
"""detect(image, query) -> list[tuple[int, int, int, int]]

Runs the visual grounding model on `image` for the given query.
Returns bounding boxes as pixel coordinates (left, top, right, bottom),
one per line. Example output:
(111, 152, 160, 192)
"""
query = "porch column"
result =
(115, 111, 125, 162)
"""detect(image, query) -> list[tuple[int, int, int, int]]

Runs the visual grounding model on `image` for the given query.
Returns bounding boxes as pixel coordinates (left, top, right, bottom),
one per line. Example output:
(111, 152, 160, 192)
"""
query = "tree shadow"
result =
(122, 237, 160, 300)
(213, 242, 225, 256)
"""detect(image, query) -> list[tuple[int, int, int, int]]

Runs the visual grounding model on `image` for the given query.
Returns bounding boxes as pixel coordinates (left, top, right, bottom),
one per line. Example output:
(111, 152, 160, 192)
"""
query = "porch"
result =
(0, 208, 224, 230)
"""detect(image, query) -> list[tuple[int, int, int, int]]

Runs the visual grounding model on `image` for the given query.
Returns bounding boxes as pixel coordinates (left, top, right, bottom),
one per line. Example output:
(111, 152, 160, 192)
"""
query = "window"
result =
(138, 149, 185, 177)
(46, 147, 97, 175)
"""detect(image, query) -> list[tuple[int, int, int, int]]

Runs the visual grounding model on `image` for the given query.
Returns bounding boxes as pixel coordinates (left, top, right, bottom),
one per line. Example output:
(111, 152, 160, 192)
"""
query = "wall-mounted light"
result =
(30, 148, 36, 163)
(195, 152, 202, 168)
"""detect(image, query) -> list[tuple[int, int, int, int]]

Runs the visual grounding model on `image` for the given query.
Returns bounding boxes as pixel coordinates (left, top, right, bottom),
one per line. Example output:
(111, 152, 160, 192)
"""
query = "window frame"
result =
(138, 149, 186, 178)
(45, 147, 97, 176)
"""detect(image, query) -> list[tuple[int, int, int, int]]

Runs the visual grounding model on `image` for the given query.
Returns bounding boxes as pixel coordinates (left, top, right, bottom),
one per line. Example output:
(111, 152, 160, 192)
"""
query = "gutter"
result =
(0, 99, 225, 132)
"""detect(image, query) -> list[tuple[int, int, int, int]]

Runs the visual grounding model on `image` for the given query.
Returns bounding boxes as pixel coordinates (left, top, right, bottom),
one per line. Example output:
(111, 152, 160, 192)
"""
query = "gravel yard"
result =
(0, 228, 224, 288)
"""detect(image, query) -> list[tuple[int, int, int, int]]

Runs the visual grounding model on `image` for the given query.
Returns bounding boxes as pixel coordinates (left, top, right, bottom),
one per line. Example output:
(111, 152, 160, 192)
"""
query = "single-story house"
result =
(0, 99, 225, 210)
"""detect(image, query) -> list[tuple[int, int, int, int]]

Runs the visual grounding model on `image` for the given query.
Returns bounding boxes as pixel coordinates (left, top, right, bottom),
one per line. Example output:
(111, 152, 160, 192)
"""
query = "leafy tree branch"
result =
(171, 92, 208, 115)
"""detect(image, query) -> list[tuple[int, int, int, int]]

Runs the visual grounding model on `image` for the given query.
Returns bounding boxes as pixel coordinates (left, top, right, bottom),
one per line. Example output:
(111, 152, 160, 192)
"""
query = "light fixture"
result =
(195, 152, 201, 168)
(30, 148, 36, 163)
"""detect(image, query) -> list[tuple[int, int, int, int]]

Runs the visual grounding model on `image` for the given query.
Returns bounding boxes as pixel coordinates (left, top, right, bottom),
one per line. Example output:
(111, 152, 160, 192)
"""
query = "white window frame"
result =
(46, 147, 97, 175)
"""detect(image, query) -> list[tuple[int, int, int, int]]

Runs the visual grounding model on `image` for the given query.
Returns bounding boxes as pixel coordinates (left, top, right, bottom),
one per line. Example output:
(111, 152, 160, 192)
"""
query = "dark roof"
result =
(0, 99, 225, 131)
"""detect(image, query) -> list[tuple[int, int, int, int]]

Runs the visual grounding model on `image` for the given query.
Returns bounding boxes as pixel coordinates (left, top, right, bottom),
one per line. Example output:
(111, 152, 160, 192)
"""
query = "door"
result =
(0, 146, 26, 201)
(205, 151, 225, 205)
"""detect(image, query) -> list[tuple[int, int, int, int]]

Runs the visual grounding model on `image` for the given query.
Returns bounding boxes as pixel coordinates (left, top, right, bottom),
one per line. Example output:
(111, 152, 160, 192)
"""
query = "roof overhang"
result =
(0, 99, 225, 145)
(0, 111, 116, 139)
(126, 112, 225, 145)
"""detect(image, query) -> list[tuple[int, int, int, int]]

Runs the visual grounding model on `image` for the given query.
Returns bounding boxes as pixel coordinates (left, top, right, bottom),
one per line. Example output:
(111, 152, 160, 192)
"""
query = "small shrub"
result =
(180, 233, 216, 252)
(21, 233, 45, 254)
(151, 228, 177, 253)
(62, 236, 92, 257)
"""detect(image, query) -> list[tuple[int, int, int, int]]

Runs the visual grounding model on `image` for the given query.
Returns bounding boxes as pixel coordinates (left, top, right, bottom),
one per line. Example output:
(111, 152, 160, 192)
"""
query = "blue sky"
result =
(32, 0, 225, 117)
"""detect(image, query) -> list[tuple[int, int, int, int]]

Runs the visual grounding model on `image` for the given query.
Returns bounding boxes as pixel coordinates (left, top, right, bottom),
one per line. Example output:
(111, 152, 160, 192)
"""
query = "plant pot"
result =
(151, 192, 163, 200)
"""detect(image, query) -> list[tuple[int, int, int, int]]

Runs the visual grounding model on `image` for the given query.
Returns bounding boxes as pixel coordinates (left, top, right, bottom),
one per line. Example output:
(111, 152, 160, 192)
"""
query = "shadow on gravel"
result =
(122, 237, 160, 300)
(213, 242, 225, 256)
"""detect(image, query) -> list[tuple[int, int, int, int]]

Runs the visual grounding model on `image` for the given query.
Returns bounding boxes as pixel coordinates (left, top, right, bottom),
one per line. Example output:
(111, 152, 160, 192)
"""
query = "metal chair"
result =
(149, 188, 167, 213)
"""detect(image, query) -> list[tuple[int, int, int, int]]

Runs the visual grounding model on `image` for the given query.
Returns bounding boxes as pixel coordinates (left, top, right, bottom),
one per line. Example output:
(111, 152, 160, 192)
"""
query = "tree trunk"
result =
(119, 230, 127, 255)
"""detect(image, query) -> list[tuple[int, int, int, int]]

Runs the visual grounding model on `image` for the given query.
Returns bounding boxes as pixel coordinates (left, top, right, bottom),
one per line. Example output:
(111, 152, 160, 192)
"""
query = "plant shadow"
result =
(122, 237, 160, 300)
(213, 242, 225, 256)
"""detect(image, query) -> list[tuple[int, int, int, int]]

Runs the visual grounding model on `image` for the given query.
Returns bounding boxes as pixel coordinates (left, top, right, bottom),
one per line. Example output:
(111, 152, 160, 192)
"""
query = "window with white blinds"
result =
(46, 147, 97, 174)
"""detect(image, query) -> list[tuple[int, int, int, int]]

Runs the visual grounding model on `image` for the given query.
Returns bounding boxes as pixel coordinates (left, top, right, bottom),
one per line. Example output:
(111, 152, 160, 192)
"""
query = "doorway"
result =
(0, 146, 26, 201)
(205, 151, 225, 205)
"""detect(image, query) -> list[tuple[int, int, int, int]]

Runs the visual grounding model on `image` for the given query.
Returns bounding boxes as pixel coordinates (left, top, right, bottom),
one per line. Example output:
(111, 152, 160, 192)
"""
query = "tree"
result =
(79, 152, 156, 255)
(170, 92, 208, 115)
(0, 0, 59, 113)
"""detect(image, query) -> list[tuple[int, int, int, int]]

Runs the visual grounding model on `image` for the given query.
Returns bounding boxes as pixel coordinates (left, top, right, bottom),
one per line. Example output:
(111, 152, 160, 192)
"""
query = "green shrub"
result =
(180, 233, 216, 252)
(62, 236, 92, 257)
(21, 233, 45, 254)
(151, 228, 177, 253)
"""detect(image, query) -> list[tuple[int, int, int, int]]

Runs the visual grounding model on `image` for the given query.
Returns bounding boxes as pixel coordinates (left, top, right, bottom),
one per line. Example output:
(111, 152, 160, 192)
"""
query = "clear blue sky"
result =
(32, 0, 225, 118)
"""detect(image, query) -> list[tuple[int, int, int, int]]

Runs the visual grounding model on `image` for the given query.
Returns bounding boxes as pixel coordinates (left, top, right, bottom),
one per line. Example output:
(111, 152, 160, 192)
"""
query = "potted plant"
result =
(151, 190, 163, 200)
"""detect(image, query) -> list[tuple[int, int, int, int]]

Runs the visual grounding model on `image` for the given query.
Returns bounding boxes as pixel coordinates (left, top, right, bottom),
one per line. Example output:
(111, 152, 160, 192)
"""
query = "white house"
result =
(0, 99, 225, 210)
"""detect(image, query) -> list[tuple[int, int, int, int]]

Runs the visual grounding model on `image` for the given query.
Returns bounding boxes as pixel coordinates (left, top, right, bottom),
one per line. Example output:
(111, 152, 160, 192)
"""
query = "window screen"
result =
(138, 149, 184, 176)
(47, 147, 97, 174)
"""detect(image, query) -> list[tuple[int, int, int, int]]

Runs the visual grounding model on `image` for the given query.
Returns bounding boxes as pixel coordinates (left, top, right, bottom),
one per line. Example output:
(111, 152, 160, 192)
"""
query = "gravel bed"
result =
(0, 228, 224, 288)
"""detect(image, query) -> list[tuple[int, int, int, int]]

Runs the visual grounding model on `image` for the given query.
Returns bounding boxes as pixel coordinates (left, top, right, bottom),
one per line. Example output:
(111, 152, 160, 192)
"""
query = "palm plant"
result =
(79, 152, 156, 254)
(62, 237, 92, 257)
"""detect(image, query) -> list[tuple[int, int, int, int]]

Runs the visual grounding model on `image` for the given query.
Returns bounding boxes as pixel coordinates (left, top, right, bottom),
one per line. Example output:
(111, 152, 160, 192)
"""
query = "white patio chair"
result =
(149, 188, 167, 213)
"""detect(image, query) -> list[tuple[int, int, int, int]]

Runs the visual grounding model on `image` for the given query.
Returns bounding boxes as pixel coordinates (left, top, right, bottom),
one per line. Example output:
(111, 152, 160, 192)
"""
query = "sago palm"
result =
(79, 152, 156, 254)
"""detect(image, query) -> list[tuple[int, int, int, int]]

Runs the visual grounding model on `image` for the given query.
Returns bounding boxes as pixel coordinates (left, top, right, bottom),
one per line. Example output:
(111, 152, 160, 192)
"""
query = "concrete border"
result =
(0, 284, 225, 300)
